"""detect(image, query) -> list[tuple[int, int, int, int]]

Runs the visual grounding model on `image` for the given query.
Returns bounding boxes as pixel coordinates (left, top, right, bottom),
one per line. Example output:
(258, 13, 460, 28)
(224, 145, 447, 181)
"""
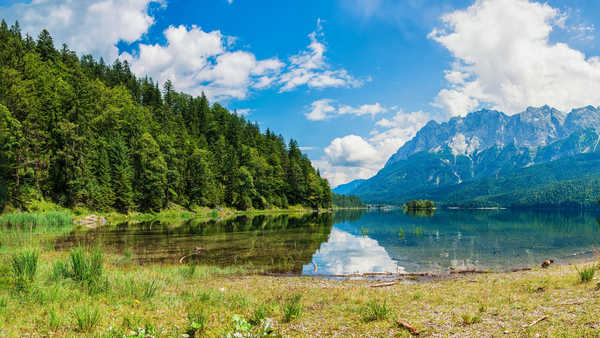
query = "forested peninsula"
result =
(0, 21, 332, 213)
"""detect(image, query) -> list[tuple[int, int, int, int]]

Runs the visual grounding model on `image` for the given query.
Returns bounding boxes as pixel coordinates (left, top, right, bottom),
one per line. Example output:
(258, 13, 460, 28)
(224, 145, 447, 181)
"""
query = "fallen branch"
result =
(397, 320, 420, 335)
(522, 315, 548, 328)
(179, 252, 202, 264)
(371, 282, 396, 288)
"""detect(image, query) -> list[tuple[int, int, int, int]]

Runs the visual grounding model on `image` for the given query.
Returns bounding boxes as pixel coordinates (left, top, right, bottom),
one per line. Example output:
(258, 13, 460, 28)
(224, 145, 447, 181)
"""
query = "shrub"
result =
(361, 300, 391, 322)
(283, 294, 303, 322)
(576, 265, 595, 283)
(73, 304, 101, 333)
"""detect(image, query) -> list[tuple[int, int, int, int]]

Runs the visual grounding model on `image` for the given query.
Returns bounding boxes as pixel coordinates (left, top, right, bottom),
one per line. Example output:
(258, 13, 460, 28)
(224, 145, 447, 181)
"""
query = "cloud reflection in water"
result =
(302, 228, 403, 275)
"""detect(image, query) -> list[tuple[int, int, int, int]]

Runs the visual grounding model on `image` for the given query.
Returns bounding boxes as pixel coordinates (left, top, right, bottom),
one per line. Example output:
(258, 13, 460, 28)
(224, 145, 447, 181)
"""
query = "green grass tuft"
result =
(461, 312, 482, 325)
(576, 265, 595, 283)
(11, 249, 38, 291)
(283, 294, 303, 322)
(72, 304, 101, 333)
(361, 300, 391, 322)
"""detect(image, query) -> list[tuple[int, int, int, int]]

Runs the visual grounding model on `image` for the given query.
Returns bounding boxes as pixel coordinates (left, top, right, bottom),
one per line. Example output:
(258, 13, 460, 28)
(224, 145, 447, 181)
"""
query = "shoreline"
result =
(0, 248, 598, 336)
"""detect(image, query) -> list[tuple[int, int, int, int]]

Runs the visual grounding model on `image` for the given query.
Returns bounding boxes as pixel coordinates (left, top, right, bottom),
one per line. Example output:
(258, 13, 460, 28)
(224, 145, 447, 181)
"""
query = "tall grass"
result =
(361, 300, 391, 322)
(72, 304, 101, 333)
(53, 247, 104, 292)
(0, 212, 72, 228)
(576, 265, 596, 283)
(282, 294, 303, 322)
(11, 249, 38, 291)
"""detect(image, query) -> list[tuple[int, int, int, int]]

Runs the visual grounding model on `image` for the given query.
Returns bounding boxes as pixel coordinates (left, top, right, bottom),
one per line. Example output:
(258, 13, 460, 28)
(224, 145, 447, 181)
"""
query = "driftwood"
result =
(371, 282, 396, 288)
(178, 249, 205, 264)
(397, 320, 420, 335)
(522, 315, 548, 328)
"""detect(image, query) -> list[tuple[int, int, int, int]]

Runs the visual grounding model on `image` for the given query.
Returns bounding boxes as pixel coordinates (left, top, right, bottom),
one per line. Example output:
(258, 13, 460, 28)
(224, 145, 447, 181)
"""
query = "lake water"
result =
(56, 209, 600, 275)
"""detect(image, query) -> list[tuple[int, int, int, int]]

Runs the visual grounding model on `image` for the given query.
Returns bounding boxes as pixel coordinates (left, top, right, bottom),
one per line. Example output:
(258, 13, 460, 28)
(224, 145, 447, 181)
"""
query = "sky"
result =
(1, 0, 600, 187)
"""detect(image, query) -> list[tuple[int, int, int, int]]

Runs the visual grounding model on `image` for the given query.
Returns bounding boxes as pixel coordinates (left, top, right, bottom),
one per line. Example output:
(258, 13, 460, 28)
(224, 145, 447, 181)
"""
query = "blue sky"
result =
(1, 0, 600, 186)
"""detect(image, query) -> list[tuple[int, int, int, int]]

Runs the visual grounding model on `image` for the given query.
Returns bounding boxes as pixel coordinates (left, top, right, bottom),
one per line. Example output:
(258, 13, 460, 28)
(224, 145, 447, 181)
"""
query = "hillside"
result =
(0, 21, 332, 212)
(336, 106, 600, 208)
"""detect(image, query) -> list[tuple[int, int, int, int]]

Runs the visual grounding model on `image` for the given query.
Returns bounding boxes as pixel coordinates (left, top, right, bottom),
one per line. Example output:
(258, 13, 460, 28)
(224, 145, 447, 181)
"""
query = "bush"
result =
(283, 294, 302, 322)
(361, 300, 391, 322)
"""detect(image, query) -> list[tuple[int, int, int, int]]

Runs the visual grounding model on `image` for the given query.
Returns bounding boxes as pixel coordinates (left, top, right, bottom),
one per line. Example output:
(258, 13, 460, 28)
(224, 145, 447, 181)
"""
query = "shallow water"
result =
(55, 209, 600, 275)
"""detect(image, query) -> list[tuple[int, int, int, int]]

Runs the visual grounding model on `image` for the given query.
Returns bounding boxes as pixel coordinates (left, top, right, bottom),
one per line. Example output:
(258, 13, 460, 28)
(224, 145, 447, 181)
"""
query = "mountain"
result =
(0, 23, 332, 212)
(337, 105, 600, 208)
(332, 179, 367, 195)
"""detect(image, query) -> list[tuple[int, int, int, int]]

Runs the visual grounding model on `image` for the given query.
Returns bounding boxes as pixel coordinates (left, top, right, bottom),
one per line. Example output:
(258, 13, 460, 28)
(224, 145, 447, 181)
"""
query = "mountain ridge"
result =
(335, 105, 600, 208)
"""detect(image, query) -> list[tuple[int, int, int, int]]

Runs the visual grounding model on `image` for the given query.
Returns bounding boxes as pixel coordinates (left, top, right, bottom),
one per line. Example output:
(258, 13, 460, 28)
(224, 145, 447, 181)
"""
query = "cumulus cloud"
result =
(306, 99, 386, 121)
(430, 0, 600, 116)
(119, 25, 285, 100)
(279, 20, 363, 92)
(0, 0, 163, 62)
(316, 109, 431, 187)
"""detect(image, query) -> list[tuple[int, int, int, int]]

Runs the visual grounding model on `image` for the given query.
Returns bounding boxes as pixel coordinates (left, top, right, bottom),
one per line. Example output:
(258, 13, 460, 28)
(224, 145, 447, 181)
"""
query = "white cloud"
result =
(279, 20, 362, 92)
(430, 0, 600, 116)
(324, 135, 380, 167)
(120, 25, 284, 100)
(0, 0, 163, 62)
(316, 109, 431, 187)
(306, 99, 386, 121)
(235, 108, 251, 116)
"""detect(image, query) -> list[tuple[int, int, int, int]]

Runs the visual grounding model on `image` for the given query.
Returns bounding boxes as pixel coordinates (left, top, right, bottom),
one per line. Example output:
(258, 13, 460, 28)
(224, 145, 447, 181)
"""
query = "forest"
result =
(332, 194, 365, 208)
(0, 21, 332, 212)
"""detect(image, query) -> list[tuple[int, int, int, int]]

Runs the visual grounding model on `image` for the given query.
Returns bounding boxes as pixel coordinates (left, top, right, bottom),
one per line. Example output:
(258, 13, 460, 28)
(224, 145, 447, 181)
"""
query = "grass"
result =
(461, 312, 482, 325)
(0, 212, 72, 228)
(282, 294, 303, 322)
(11, 249, 38, 291)
(72, 304, 101, 333)
(0, 250, 598, 336)
(575, 265, 596, 283)
(362, 300, 391, 322)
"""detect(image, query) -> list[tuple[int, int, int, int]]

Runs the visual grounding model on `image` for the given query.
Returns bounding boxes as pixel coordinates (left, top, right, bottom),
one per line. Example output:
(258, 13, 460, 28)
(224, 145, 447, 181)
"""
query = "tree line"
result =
(0, 21, 332, 212)
(332, 194, 365, 208)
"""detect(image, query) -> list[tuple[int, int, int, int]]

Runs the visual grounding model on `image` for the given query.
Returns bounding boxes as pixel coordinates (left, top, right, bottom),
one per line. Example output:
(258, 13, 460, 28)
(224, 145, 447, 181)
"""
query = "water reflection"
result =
(301, 228, 402, 275)
(56, 209, 600, 275)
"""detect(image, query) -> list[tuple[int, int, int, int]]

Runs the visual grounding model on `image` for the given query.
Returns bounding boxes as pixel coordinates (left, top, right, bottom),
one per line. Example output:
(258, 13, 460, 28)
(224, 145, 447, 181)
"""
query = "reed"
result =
(0, 212, 72, 228)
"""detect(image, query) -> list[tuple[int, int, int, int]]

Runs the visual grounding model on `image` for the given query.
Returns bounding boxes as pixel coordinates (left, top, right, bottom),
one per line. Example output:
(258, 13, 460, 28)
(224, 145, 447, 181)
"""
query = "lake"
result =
(56, 209, 600, 276)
